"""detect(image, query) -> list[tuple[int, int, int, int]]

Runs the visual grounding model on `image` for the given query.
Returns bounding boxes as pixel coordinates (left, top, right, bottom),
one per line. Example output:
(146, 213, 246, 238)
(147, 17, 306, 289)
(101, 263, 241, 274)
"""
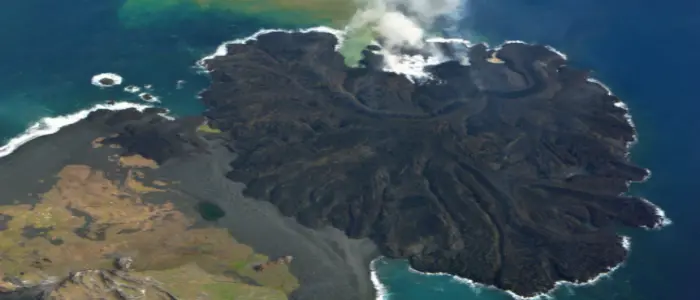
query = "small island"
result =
(138, 92, 159, 103)
(91, 73, 123, 88)
(195, 31, 666, 297)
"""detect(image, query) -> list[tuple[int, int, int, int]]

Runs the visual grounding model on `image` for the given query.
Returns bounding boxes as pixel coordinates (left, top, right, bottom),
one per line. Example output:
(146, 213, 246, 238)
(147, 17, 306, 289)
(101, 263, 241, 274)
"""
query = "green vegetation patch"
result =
(196, 200, 226, 221)
(197, 123, 223, 134)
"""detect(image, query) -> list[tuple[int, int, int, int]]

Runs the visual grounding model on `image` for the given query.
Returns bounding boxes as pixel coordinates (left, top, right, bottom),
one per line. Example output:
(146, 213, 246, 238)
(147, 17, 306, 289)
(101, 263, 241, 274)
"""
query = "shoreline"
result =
(0, 25, 671, 300)
(197, 27, 669, 298)
(0, 102, 151, 158)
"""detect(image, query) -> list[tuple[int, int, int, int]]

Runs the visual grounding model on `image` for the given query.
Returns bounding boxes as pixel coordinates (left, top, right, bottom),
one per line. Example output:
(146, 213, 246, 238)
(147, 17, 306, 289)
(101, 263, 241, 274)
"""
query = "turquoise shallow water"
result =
(0, 1, 697, 300)
(0, 0, 289, 139)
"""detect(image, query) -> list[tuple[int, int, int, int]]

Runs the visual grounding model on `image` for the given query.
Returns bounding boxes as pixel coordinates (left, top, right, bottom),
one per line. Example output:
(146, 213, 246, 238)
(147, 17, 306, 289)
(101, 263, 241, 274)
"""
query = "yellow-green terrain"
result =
(119, 0, 358, 27)
(197, 122, 223, 134)
(0, 140, 298, 299)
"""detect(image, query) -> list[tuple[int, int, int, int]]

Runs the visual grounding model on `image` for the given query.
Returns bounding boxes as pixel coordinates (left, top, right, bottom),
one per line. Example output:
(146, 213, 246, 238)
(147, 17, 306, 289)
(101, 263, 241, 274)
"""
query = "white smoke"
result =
(348, 0, 466, 50)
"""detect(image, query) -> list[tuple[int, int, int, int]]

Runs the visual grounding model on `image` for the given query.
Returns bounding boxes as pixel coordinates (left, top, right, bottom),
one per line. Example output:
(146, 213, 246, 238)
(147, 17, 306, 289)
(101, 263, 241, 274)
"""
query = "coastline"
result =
(0, 25, 672, 300)
(197, 26, 669, 298)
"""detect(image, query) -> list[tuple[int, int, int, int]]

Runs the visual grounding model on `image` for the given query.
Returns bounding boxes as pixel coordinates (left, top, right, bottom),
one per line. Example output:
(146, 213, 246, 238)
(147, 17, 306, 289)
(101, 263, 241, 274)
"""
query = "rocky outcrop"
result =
(193, 31, 665, 297)
(86, 107, 209, 164)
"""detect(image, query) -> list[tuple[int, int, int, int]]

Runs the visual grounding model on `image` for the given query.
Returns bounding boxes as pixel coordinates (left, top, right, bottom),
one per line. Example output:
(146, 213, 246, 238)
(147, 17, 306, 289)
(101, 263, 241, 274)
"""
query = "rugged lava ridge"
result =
(120, 31, 662, 297)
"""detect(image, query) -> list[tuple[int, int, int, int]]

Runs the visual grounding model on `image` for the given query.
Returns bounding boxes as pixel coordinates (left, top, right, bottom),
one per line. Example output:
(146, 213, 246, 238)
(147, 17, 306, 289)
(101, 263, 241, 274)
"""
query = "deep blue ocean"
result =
(0, 0, 697, 299)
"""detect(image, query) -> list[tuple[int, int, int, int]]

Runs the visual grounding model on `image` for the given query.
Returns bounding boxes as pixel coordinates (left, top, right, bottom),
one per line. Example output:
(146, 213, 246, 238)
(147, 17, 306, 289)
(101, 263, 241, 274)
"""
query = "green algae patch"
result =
(339, 24, 379, 67)
(117, 0, 381, 68)
(118, 0, 201, 27)
(119, 0, 357, 27)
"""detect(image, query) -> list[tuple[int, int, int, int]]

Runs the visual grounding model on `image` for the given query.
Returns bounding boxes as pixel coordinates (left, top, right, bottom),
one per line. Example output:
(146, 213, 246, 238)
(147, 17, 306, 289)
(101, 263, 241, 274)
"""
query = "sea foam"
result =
(372, 235, 632, 300)
(370, 258, 391, 300)
(0, 101, 151, 158)
(641, 197, 673, 229)
(124, 85, 141, 93)
(582, 79, 671, 229)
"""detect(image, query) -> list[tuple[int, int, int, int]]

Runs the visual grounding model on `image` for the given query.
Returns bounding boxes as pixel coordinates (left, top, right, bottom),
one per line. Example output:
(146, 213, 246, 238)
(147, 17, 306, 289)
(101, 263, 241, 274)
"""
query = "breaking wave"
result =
(0, 101, 151, 158)
(197, 25, 470, 82)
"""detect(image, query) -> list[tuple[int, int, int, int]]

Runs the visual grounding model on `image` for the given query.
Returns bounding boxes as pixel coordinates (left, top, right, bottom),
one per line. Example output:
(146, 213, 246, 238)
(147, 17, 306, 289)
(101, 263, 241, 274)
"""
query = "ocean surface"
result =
(0, 0, 697, 300)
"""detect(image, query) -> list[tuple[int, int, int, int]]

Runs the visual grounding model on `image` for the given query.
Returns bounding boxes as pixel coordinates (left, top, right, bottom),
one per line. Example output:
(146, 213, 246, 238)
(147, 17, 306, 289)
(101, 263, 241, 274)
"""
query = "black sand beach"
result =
(156, 139, 380, 300)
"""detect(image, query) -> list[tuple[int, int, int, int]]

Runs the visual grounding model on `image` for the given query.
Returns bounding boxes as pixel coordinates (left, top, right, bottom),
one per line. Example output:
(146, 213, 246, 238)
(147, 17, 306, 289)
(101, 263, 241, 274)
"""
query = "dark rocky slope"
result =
(101, 31, 663, 297)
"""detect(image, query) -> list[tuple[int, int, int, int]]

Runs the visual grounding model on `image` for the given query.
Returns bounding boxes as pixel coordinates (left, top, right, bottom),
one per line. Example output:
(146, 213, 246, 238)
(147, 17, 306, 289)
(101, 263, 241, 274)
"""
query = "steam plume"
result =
(348, 0, 466, 49)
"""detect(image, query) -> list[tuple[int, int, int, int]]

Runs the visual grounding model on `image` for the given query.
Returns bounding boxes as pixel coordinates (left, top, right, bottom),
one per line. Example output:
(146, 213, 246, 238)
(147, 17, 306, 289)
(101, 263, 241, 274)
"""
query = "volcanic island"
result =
(0, 31, 666, 299)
